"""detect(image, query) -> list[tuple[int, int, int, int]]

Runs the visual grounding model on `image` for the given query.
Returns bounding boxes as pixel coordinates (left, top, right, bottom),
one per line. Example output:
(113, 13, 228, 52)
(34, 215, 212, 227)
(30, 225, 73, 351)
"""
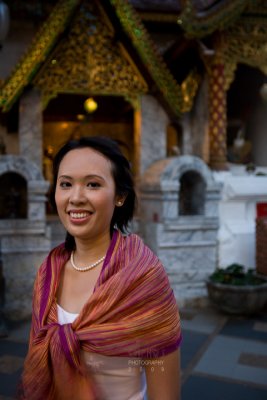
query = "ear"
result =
(115, 194, 127, 207)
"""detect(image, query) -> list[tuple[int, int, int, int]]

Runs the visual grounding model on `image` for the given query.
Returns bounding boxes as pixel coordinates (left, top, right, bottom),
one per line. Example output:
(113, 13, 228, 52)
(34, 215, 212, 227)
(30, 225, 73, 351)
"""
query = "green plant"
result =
(209, 263, 266, 286)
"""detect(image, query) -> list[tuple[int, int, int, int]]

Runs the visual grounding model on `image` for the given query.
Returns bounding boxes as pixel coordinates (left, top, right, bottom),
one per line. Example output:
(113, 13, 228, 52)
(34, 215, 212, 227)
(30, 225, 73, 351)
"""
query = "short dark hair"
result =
(50, 136, 137, 250)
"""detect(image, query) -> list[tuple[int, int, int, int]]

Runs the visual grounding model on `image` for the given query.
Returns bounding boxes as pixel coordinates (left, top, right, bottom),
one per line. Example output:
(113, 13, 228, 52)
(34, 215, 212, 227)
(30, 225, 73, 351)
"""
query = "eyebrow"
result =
(58, 174, 105, 181)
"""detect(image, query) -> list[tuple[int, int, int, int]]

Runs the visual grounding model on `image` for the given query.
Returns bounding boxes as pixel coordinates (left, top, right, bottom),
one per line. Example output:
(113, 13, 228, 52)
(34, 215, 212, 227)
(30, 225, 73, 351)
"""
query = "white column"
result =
(181, 112, 193, 155)
(19, 88, 43, 170)
(140, 95, 169, 174)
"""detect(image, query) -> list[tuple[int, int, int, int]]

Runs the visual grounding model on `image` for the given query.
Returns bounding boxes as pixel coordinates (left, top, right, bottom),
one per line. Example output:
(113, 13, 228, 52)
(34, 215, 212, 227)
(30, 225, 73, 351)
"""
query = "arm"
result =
(145, 349, 181, 400)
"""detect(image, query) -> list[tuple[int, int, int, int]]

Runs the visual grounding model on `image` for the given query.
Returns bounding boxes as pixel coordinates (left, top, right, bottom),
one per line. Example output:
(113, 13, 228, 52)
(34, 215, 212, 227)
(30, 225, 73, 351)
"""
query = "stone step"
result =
(158, 240, 217, 249)
(156, 224, 218, 247)
(164, 218, 219, 231)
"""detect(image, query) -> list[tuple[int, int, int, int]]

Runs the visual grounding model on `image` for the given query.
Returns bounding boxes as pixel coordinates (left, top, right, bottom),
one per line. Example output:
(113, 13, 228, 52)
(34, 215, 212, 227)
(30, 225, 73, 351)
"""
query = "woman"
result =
(19, 136, 182, 400)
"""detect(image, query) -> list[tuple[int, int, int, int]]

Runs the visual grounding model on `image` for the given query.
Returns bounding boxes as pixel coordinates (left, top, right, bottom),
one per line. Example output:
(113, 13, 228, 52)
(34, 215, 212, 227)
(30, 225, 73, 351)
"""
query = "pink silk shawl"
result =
(19, 230, 181, 399)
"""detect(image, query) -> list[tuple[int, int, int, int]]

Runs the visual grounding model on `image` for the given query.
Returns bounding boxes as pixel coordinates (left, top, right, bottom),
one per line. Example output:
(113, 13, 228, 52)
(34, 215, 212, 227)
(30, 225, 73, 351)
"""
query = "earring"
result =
(117, 201, 123, 206)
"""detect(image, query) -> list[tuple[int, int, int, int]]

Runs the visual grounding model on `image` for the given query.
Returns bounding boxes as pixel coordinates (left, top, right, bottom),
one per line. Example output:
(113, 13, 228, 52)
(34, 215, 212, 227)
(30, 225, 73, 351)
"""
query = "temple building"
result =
(0, 0, 267, 318)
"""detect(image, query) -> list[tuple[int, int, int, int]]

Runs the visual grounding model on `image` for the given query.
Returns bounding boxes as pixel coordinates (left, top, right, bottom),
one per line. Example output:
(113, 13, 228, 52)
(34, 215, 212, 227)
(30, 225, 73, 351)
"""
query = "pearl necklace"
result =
(70, 251, 105, 272)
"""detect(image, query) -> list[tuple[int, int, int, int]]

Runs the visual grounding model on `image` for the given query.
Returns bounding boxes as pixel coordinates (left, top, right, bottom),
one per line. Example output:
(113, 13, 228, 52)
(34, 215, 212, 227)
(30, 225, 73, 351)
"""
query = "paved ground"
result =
(180, 307, 267, 400)
(0, 306, 266, 399)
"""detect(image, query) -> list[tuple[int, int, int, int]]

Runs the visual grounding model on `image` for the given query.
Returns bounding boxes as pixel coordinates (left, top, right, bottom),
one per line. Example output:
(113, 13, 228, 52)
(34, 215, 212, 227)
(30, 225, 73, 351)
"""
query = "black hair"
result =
(50, 136, 137, 250)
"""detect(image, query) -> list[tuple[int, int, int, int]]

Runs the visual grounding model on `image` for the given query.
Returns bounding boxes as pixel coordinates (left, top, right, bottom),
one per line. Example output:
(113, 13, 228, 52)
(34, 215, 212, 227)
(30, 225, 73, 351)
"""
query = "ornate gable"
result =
(178, 0, 250, 38)
(33, 1, 148, 108)
(0, 0, 199, 116)
(223, 1, 267, 80)
(177, 0, 267, 90)
(0, 0, 80, 112)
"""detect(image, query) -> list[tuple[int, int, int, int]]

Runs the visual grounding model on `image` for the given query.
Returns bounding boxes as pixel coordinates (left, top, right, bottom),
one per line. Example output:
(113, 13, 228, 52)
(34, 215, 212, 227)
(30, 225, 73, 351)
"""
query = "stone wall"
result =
(0, 155, 50, 320)
(140, 155, 221, 306)
(213, 165, 267, 269)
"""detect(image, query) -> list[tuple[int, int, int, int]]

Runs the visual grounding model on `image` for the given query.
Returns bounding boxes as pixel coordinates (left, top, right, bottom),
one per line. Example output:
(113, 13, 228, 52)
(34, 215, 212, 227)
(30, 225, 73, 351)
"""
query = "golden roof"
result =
(0, 0, 199, 116)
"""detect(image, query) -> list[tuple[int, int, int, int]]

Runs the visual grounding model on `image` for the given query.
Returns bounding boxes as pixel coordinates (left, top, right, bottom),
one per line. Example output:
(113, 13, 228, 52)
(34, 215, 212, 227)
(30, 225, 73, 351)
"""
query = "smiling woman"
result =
(18, 136, 182, 400)
(55, 147, 119, 250)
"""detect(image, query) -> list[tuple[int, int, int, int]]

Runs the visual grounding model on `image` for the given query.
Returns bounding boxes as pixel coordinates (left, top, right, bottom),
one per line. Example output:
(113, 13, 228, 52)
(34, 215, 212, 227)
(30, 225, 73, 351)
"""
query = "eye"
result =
(59, 181, 71, 188)
(87, 182, 101, 189)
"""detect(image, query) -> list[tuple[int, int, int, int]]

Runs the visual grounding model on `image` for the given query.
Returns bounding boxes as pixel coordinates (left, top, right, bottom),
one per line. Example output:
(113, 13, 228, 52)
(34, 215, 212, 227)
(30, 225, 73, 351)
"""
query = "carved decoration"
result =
(109, 0, 185, 117)
(185, 1, 267, 89)
(33, 1, 148, 108)
(178, 0, 250, 39)
(208, 63, 227, 170)
(180, 70, 201, 113)
(223, 20, 267, 84)
(0, 0, 200, 116)
(0, 0, 80, 112)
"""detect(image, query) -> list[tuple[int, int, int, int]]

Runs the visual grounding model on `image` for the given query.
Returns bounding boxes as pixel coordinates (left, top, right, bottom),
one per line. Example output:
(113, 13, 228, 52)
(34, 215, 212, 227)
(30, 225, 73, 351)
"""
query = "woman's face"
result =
(55, 147, 119, 244)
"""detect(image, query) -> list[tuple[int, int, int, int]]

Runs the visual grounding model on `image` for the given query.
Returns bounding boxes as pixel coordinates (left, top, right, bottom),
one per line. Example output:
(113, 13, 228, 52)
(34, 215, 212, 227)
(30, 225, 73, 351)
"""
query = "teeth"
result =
(70, 212, 89, 219)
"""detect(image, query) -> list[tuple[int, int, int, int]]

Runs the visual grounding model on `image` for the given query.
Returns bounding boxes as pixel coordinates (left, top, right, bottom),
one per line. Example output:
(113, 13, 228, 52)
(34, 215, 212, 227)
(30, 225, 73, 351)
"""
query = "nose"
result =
(69, 185, 87, 204)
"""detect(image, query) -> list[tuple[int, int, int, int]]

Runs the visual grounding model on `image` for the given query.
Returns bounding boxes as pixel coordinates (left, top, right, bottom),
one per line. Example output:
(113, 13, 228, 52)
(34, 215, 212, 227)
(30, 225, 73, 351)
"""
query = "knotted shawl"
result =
(19, 230, 181, 400)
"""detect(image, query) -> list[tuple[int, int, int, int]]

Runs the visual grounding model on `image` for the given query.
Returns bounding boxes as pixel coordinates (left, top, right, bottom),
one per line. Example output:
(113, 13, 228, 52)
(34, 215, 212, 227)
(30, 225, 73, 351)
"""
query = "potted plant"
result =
(206, 263, 267, 315)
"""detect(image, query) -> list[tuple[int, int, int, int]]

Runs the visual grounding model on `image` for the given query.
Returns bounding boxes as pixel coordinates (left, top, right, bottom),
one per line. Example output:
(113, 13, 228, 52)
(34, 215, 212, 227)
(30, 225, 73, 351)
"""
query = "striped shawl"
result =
(19, 230, 181, 399)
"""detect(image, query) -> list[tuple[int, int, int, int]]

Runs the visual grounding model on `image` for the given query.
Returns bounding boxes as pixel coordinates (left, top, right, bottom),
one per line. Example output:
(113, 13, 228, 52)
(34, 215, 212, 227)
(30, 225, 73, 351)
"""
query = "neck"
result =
(73, 231, 112, 263)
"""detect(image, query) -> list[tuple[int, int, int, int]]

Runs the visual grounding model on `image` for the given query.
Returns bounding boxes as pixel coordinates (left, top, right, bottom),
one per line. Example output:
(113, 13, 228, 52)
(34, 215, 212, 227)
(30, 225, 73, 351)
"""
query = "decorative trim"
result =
(0, 0, 200, 116)
(180, 70, 201, 113)
(0, 0, 80, 112)
(208, 63, 228, 171)
(33, 1, 148, 108)
(178, 0, 250, 39)
(198, 3, 267, 89)
(109, 0, 185, 117)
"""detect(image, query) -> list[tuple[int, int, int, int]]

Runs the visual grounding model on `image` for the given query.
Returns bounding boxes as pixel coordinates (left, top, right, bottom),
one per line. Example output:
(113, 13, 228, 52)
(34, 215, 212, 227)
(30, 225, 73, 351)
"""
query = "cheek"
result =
(54, 189, 60, 206)
(97, 193, 116, 214)
(55, 189, 65, 209)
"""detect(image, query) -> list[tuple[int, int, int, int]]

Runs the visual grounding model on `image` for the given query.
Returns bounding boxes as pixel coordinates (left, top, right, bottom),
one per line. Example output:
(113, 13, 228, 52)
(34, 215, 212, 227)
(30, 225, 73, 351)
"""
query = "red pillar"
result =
(208, 62, 228, 170)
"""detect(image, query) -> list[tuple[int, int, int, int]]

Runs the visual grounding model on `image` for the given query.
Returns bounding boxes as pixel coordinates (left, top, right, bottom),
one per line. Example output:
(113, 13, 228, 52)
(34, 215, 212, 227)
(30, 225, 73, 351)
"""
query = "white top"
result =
(57, 304, 147, 400)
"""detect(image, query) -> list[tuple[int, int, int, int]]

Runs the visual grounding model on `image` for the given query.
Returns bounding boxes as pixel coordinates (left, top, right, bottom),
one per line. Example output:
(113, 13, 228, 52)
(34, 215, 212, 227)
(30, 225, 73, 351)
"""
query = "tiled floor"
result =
(0, 307, 267, 399)
(181, 308, 267, 400)
(0, 320, 29, 399)
(194, 336, 267, 386)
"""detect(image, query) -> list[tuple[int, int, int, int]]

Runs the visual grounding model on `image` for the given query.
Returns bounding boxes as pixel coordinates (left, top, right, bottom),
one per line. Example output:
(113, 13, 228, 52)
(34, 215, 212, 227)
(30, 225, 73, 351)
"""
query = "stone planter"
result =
(206, 278, 267, 315)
